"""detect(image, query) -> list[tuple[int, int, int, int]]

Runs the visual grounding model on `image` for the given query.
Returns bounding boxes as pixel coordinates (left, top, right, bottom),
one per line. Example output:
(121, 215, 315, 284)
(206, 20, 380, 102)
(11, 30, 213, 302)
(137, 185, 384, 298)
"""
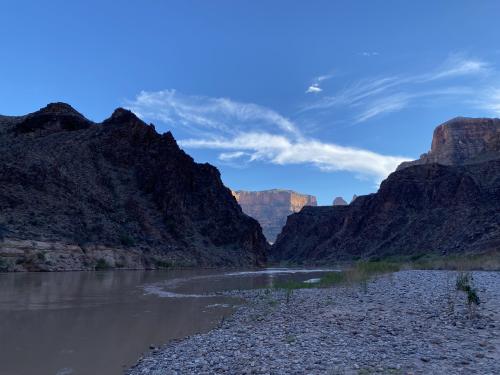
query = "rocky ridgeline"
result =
(272, 117, 500, 263)
(0, 103, 268, 271)
(232, 189, 317, 243)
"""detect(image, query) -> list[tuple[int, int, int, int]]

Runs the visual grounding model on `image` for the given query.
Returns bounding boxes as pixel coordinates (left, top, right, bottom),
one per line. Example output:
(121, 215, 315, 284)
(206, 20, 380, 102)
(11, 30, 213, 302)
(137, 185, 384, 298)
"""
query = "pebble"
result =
(127, 270, 500, 374)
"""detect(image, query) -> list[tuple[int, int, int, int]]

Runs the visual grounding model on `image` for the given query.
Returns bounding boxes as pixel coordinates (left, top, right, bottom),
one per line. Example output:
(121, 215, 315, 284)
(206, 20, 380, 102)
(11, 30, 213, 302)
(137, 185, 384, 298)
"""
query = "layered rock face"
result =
(398, 117, 500, 169)
(272, 117, 500, 263)
(232, 190, 317, 243)
(0, 103, 268, 271)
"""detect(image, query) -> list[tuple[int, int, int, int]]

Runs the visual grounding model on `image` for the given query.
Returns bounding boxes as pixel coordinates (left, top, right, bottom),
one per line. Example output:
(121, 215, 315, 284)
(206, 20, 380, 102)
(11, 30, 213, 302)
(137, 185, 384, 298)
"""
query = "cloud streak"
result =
(128, 89, 300, 136)
(127, 90, 409, 182)
(303, 54, 492, 122)
(181, 132, 407, 181)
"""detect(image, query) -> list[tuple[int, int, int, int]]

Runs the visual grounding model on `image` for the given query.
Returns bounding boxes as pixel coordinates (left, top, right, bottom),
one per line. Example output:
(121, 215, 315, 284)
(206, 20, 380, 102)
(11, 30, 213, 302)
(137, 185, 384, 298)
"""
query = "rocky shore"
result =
(127, 271, 500, 374)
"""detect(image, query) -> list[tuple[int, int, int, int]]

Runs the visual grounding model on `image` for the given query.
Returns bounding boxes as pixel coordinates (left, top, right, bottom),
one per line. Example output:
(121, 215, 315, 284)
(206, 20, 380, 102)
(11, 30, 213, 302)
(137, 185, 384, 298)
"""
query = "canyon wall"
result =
(233, 189, 317, 243)
(0, 103, 268, 271)
(272, 117, 500, 263)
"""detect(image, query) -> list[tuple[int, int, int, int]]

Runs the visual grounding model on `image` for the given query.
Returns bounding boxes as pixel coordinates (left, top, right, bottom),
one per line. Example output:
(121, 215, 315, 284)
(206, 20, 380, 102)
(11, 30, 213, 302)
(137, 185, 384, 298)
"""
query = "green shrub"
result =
(456, 272, 480, 307)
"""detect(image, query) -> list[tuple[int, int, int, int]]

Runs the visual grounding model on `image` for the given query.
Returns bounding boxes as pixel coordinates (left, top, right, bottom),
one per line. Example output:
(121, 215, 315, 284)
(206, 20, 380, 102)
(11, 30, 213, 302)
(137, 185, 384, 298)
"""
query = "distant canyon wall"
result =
(232, 190, 317, 243)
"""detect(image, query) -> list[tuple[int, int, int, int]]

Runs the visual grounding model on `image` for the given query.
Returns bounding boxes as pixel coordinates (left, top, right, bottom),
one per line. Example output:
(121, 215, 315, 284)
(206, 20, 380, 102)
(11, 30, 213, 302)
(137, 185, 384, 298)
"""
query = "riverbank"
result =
(127, 270, 500, 374)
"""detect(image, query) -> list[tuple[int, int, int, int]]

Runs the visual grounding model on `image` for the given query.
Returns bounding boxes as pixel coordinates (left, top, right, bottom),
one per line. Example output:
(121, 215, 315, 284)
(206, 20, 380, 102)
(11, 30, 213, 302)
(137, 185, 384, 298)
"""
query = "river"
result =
(0, 268, 331, 375)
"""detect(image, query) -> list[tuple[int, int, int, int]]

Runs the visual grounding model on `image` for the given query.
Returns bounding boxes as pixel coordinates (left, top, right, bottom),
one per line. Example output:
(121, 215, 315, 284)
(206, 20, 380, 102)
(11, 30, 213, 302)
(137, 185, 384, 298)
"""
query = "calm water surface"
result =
(0, 268, 332, 375)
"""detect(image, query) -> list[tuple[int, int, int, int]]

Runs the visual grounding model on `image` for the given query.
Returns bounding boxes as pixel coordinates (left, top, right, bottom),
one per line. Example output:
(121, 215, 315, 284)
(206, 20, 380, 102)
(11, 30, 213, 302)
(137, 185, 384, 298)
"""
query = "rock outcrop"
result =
(333, 197, 348, 206)
(0, 103, 268, 271)
(398, 117, 500, 170)
(272, 117, 500, 263)
(232, 190, 317, 243)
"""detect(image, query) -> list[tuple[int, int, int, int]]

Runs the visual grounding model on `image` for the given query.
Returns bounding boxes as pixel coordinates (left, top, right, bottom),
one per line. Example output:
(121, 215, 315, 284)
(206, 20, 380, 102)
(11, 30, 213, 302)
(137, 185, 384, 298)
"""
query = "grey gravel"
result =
(127, 270, 500, 374)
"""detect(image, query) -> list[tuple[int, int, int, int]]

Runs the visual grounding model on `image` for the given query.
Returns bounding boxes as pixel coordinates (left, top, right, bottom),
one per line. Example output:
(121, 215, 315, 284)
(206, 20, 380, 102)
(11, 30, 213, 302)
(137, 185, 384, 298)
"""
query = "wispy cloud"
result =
(181, 132, 407, 181)
(303, 54, 491, 122)
(476, 88, 500, 116)
(126, 54, 496, 184)
(128, 89, 300, 136)
(354, 94, 410, 123)
(127, 90, 409, 182)
(424, 54, 490, 81)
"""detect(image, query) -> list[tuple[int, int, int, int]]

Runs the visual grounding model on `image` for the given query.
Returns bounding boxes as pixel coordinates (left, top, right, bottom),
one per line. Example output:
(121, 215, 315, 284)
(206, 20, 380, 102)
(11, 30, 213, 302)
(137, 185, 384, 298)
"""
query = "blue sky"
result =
(1, 1, 500, 204)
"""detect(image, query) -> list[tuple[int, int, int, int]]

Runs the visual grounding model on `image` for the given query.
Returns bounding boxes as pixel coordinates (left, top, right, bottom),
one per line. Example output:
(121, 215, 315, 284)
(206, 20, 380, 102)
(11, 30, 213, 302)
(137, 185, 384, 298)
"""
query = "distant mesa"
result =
(332, 197, 348, 206)
(398, 117, 500, 170)
(232, 189, 317, 243)
(0, 103, 268, 271)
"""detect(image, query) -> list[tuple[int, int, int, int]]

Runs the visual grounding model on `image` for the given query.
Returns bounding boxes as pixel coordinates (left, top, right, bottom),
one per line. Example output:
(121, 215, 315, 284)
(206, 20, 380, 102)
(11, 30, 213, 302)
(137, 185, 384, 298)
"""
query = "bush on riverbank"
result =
(274, 260, 401, 291)
(274, 251, 500, 292)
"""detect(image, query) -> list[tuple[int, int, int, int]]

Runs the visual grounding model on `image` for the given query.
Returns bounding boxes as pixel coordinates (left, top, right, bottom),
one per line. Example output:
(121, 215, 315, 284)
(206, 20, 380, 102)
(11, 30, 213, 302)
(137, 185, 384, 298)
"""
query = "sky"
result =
(1, 0, 500, 205)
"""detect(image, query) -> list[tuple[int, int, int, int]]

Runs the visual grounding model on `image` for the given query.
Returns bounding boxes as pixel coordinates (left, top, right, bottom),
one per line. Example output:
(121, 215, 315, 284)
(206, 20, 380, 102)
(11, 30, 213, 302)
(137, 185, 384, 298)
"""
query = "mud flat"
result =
(128, 270, 500, 375)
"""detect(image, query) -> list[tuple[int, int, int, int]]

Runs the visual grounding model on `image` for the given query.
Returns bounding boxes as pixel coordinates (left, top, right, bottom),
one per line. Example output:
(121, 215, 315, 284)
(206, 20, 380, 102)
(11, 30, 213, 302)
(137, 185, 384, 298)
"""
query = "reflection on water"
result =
(0, 268, 331, 375)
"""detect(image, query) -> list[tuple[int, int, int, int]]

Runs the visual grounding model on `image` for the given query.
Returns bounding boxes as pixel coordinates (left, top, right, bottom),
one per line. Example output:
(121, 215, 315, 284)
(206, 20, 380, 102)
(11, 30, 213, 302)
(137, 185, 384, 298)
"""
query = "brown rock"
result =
(398, 117, 500, 170)
(232, 189, 317, 243)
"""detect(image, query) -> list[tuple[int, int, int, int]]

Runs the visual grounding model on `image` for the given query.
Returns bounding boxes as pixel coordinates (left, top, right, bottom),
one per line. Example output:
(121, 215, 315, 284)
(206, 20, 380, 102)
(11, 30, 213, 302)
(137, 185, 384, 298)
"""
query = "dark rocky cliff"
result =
(0, 103, 268, 271)
(272, 118, 500, 263)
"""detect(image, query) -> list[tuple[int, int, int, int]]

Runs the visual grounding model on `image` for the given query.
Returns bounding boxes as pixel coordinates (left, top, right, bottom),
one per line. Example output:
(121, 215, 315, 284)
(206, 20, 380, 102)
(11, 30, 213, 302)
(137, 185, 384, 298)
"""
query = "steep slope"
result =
(272, 117, 500, 263)
(232, 189, 317, 243)
(0, 103, 268, 271)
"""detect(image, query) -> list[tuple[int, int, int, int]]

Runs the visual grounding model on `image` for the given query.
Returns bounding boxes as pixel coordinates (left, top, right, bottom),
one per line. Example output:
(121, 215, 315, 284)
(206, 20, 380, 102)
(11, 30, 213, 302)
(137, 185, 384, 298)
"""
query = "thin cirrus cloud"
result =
(128, 89, 300, 136)
(476, 88, 500, 115)
(303, 54, 493, 123)
(127, 90, 409, 182)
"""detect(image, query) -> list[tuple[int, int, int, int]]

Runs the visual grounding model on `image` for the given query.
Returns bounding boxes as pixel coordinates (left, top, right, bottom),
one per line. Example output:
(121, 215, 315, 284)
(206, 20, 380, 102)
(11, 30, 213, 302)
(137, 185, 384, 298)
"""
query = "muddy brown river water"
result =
(0, 268, 332, 375)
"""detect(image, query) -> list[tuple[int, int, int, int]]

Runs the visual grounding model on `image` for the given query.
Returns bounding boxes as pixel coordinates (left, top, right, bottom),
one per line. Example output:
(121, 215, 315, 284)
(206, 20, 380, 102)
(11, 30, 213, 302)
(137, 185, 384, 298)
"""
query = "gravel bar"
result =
(127, 270, 500, 374)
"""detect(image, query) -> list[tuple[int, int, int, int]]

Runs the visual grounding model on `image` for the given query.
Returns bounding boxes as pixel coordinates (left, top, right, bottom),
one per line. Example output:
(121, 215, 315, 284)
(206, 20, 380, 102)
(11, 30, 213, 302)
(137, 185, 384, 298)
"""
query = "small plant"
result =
(456, 272, 471, 291)
(455, 272, 480, 317)
(285, 288, 293, 303)
(95, 258, 111, 270)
